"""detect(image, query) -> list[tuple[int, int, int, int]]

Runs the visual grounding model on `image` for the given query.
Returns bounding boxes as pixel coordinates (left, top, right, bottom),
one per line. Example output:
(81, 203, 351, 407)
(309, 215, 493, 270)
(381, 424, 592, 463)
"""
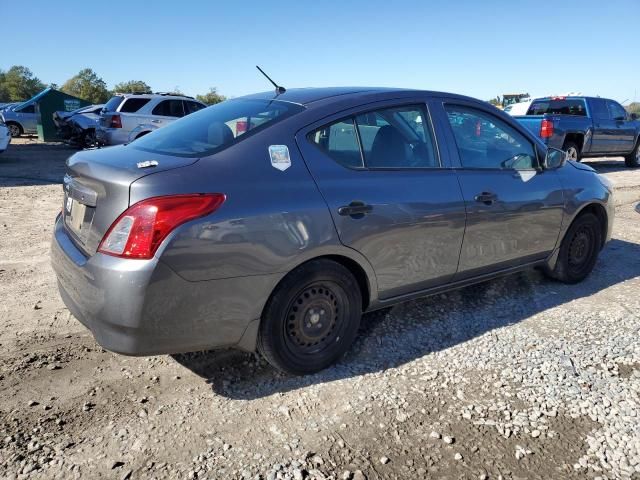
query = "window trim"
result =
(306, 102, 442, 171)
(443, 102, 540, 172)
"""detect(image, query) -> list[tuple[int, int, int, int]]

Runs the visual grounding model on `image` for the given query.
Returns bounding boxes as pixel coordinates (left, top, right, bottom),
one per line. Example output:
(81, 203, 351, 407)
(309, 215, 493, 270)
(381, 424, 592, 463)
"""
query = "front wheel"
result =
(625, 141, 640, 168)
(258, 259, 362, 375)
(563, 141, 582, 162)
(7, 123, 22, 137)
(544, 212, 602, 284)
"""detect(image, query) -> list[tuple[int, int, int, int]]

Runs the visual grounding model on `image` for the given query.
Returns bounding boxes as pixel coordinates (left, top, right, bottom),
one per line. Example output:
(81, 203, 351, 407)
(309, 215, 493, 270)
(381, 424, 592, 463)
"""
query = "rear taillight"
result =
(110, 115, 122, 128)
(236, 120, 247, 136)
(98, 194, 226, 259)
(540, 118, 554, 138)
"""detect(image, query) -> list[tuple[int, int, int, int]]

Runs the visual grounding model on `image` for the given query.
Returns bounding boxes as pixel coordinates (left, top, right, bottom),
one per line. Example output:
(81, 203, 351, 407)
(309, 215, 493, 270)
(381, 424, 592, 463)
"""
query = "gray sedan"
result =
(51, 87, 614, 375)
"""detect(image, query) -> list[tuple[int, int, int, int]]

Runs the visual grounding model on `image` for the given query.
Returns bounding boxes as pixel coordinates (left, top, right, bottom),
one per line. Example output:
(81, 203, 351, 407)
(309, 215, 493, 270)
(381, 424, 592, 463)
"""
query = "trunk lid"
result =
(63, 145, 199, 255)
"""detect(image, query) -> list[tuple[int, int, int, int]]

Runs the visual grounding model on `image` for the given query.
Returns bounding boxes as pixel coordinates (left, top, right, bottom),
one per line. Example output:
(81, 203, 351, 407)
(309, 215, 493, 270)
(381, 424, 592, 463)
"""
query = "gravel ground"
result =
(1, 139, 639, 480)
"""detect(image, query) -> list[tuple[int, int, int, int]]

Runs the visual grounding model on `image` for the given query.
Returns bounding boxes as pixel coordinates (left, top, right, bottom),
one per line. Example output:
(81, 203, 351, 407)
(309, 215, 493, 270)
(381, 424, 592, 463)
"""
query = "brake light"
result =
(236, 120, 247, 136)
(110, 115, 122, 128)
(540, 118, 554, 138)
(98, 194, 226, 259)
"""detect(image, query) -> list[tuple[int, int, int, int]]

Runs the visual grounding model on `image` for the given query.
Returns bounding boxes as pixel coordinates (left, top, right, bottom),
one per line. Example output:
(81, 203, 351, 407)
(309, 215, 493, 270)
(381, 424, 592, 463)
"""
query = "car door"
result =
(589, 98, 617, 153)
(437, 101, 565, 279)
(607, 100, 636, 153)
(297, 100, 466, 299)
(16, 103, 38, 132)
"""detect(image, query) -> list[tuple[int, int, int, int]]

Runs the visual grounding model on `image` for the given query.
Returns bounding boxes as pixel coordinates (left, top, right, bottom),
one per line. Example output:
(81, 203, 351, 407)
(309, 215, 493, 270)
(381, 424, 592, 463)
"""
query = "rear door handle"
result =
(151, 119, 161, 123)
(474, 192, 497, 205)
(338, 201, 373, 217)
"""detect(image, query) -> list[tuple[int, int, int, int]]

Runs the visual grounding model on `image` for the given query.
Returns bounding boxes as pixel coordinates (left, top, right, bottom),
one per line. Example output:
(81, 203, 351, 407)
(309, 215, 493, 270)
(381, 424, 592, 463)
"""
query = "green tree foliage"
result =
(196, 87, 226, 106)
(626, 102, 640, 115)
(113, 80, 152, 94)
(61, 68, 110, 103)
(0, 66, 46, 102)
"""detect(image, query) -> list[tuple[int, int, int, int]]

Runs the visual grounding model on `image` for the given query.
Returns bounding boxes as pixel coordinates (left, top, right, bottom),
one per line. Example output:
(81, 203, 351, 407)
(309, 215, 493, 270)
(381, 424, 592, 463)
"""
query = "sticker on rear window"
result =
(269, 145, 291, 171)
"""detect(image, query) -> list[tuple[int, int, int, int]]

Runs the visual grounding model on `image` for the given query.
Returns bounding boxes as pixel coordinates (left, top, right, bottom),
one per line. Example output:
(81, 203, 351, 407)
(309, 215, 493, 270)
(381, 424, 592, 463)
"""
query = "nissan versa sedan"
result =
(51, 87, 614, 375)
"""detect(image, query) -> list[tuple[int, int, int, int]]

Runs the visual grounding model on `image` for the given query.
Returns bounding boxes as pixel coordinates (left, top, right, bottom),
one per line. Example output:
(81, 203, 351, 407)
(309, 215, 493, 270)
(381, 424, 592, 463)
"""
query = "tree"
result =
(626, 102, 640, 115)
(113, 80, 152, 94)
(61, 68, 110, 103)
(0, 66, 46, 102)
(196, 87, 226, 106)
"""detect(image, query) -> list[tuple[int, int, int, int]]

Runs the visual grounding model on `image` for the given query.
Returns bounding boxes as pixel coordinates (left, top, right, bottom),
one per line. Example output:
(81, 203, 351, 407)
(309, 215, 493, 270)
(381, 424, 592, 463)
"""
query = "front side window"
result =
(18, 104, 35, 113)
(308, 104, 439, 169)
(445, 105, 536, 170)
(607, 101, 627, 120)
(120, 98, 151, 113)
(132, 98, 304, 157)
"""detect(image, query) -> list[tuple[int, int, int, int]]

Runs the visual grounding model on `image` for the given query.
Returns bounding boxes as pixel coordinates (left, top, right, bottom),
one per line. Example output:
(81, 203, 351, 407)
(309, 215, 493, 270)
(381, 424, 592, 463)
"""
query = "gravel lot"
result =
(1, 138, 639, 480)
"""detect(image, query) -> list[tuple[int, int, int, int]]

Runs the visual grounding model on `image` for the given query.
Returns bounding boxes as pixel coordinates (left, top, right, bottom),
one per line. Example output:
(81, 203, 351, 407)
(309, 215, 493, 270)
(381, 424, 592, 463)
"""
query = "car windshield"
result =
(131, 99, 305, 157)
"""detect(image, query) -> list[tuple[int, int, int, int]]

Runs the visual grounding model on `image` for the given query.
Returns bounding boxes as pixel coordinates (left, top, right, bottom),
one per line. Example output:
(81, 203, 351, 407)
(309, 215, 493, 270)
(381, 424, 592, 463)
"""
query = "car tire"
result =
(624, 140, 640, 168)
(7, 122, 22, 137)
(563, 141, 582, 162)
(544, 212, 602, 284)
(82, 129, 97, 149)
(258, 259, 362, 375)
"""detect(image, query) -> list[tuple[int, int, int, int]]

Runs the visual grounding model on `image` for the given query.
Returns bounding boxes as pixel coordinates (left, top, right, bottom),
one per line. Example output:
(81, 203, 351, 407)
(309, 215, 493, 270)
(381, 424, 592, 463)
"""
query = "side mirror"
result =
(631, 113, 639, 120)
(543, 147, 567, 170)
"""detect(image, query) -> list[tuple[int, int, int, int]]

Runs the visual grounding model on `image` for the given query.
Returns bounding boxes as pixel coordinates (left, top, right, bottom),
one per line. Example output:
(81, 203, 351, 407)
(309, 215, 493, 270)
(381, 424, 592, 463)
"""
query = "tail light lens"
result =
(98, 194, 226, 259)
(110, 115, 122, 128)
(540, 118, 554, 138)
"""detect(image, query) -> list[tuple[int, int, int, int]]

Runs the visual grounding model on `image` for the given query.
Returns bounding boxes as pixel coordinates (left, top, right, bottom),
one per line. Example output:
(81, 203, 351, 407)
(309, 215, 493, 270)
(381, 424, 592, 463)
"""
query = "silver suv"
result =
(96, 93, 206, 146)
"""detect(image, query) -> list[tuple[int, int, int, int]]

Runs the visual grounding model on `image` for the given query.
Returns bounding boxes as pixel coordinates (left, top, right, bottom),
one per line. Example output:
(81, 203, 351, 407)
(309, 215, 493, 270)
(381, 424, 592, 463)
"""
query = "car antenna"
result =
(256, 66, 286, 95)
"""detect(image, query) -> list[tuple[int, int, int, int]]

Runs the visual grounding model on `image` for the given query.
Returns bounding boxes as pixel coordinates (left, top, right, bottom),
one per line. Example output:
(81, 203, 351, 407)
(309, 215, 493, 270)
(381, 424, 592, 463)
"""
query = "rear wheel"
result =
(544, 212, 602, 284)
(258, 259, 362, 375)
(625, 140, 640, 168)
(563, 141, 581, 162)
(7, 123, 22, 137)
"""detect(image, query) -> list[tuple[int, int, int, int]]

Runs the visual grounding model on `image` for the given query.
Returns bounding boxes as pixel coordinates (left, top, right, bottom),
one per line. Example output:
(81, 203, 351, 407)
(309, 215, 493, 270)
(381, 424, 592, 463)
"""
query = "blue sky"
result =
(7, 0, 640, 102)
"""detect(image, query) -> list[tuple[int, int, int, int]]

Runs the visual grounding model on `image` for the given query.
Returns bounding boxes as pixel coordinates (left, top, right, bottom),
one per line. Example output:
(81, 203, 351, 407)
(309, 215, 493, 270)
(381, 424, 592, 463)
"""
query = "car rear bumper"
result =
(96, 127, 129, 146)
(51, 215, 276, 355)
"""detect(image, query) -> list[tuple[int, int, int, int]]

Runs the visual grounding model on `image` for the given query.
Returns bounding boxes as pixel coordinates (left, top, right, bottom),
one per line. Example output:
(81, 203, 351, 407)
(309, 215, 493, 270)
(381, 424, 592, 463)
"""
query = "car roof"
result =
(241, 87, 477, 107)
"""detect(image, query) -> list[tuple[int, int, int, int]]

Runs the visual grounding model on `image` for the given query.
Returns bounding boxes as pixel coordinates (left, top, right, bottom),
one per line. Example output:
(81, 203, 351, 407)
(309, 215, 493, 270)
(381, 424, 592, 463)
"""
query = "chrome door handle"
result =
(338, 201, 373, 217)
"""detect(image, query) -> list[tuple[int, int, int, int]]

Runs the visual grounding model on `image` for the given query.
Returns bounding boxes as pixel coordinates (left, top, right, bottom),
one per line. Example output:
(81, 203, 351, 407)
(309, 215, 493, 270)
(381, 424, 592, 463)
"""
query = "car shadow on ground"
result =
(583, 158, 631, 173)
(172, 238, 640, 400)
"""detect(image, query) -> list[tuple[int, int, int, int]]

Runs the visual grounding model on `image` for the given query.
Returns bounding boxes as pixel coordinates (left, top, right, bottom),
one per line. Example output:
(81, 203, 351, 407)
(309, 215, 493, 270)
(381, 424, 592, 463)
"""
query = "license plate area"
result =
(64, 193, 91, 241)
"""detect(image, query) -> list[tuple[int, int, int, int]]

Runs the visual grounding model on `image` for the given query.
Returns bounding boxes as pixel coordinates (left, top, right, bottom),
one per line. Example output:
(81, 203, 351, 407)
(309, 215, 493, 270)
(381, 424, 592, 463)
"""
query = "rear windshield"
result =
(103, 96, 124, 112)
(131, 99, 305, 157)
(527, 98, 586, 116)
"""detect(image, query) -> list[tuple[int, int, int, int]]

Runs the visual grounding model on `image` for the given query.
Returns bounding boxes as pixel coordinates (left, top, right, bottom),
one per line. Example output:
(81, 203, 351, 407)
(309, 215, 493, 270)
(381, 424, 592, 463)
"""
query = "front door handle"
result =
(474, 192, 497, 205)
(338, 201, 373, 217)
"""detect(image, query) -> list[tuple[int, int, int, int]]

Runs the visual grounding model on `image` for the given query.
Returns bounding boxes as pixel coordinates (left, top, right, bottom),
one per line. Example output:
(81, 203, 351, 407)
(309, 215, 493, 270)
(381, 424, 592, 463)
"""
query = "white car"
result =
(504, 100, 533, 116)
(0, 122, 11, 153)
(96, 93, 206, 146)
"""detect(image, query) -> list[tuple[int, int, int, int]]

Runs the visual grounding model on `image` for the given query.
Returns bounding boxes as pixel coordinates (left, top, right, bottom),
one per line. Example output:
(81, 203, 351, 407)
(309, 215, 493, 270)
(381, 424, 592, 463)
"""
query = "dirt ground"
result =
(1, 138, 639, 480)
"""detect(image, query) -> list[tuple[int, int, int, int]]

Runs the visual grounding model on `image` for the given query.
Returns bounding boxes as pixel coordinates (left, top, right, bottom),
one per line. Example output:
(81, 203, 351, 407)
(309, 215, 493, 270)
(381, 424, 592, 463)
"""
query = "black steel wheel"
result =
(544, 212, 602, 284)
(258, 259, 362, 375)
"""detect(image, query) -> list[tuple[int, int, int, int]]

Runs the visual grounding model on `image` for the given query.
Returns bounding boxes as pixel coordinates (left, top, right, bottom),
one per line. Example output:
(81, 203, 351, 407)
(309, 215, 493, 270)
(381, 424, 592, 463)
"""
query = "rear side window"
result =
(309, 104, 439, 169)
(103, 96, 124, 112)
(120, 98, 151, 113)
(527, 98, 586, 116)
(185, 101, 206, 115)
(152, 100, 185, 117)
(131, 99, 304, 157)
(445, 104, 536, 170)
(309, 119, 363, 168)
(590, 99, 609, 120)
(18, 104, 35, 113)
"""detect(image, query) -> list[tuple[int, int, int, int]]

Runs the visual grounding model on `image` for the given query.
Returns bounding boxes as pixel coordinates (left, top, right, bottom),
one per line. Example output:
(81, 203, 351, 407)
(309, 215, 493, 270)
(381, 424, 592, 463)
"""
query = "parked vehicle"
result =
(96, 93, 206, 146)
(504, 99, 533, 116)
(514, 96, 640, 167)
(53, 104, 104, 147)
(0, 121, 11, 153)
(0, 102, 19, 111)
(1, 100, 38, 137)
(51, 87, 614, 375)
